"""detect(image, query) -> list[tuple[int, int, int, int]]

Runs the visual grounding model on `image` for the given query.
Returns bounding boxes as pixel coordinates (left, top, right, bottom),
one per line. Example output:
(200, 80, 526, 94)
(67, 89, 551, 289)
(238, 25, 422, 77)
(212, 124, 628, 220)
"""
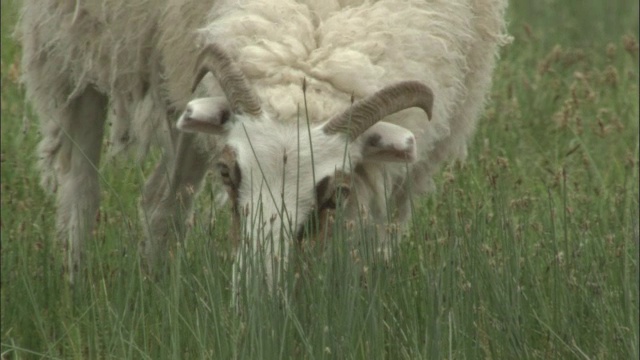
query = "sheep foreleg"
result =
(139, 132, 210, 275)
(54, 86, 108, 283)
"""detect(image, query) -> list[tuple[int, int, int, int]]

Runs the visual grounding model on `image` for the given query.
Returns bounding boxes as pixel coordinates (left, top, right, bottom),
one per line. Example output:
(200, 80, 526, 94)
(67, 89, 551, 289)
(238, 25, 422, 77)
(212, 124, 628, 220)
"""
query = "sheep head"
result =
(177, 44, 433, 250)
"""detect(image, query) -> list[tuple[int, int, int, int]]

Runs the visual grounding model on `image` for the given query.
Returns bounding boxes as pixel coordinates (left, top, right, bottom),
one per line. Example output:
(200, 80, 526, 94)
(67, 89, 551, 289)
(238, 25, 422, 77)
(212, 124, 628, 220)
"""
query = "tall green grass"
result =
(2, 0, 638, 358)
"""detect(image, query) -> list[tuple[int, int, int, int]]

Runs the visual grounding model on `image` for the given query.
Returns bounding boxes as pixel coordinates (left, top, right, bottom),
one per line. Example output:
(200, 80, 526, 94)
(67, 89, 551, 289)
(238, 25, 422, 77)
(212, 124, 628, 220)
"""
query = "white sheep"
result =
(19, 0, 174, 282)
(167, 0, 511, 286)
(19, 0, 510, 284)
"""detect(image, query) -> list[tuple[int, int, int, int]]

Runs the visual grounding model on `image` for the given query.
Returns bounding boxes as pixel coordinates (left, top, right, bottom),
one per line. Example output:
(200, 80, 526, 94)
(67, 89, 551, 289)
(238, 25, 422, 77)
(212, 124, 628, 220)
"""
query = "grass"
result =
(2, 0, 639, 358)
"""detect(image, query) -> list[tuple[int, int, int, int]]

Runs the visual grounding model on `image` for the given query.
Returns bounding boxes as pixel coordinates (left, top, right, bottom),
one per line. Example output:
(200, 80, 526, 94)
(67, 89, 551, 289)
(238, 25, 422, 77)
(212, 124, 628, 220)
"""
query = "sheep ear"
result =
(357, 122, 417, 163)
(176, 97, 232, 134)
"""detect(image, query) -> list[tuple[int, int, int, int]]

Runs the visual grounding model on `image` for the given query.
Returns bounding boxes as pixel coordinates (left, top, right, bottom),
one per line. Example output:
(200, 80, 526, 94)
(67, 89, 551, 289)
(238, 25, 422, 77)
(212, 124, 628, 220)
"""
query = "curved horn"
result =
(323, 81, 434, 140)
(191, 44, 262, 116)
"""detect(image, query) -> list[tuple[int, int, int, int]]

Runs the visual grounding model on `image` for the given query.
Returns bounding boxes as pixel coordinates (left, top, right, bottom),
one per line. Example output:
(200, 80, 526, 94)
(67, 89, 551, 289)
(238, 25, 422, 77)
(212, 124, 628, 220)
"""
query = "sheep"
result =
(164, 0, 511, 287)
(18, 0, 174, 282)
(19, 0, 510, 285)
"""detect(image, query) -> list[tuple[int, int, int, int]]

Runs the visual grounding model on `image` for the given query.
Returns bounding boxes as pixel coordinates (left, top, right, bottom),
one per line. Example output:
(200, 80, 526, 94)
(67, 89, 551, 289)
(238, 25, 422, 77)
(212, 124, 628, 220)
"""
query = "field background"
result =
(1, 0, 638, 359)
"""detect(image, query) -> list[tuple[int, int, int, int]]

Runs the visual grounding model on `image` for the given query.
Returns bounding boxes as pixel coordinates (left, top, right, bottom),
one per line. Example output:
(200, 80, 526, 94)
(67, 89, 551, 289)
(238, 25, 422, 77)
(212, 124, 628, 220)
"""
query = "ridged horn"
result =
(191, 44, 262, 116)
(323, 81, 434, 140)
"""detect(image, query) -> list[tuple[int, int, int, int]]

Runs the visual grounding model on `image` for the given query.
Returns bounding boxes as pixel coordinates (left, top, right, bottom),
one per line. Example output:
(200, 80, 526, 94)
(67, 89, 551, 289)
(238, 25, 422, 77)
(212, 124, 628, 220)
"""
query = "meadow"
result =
(1, 0, 638, 358)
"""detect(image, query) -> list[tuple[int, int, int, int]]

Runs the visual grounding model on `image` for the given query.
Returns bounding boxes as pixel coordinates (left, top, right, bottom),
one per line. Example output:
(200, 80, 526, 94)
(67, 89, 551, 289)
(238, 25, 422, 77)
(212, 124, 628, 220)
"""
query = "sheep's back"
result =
(163, 0, 508, 161)
(20, 0, 165, 99)
(19, 0, 170, 158)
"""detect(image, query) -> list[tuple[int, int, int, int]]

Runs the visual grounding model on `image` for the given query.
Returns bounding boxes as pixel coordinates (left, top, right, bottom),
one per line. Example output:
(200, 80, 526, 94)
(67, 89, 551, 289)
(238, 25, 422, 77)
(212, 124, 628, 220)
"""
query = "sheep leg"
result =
(54, 86, 108, 283)
(140, 132, 210, 273)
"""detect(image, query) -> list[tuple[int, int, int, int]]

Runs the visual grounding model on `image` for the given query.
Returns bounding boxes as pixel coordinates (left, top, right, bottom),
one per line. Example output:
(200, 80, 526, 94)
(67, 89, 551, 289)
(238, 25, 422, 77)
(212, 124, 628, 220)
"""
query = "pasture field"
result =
(1, 0, 638, 358)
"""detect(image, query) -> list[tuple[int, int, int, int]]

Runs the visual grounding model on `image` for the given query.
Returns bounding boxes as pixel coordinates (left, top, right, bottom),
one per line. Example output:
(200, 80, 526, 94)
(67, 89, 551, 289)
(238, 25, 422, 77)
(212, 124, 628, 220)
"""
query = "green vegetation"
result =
(2, 0, 638, 358)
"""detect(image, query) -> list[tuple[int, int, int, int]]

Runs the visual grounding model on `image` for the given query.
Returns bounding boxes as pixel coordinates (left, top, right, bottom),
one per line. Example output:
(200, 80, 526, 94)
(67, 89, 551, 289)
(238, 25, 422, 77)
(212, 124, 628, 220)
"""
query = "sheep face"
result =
(178, 97, 420, 249)
(176, 44, 432, 259)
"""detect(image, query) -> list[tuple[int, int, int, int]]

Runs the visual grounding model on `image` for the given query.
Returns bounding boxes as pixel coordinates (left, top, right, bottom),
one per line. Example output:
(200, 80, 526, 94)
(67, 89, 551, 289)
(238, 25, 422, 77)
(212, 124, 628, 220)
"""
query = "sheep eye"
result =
(335, 184, 350, 200)
(297, 176, 352, 242)
(322, 187, 350, 210)
(217, 145, 241, 190)
(217, 162, 234, 187)
(315, 176, 350, 210)
(217, 163, 229, 176)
